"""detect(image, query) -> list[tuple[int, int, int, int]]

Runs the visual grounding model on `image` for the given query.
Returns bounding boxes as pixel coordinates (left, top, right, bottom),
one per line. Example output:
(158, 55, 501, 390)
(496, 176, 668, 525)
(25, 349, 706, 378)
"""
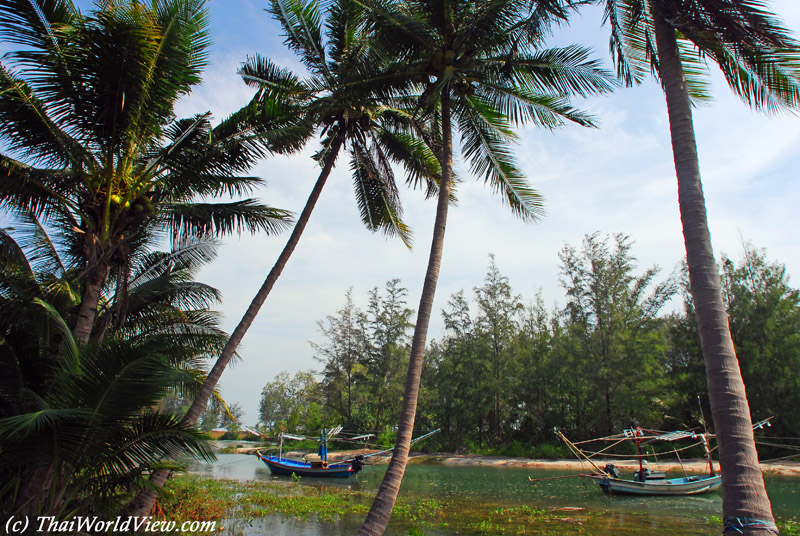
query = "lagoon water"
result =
(186, 450, 799, 535)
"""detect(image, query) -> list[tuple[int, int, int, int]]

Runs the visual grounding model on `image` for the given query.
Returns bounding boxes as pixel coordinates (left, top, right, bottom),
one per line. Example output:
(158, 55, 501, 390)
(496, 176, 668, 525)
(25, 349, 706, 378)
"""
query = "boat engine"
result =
(603, 463, 621, 479)
(351, 454, 364, 472)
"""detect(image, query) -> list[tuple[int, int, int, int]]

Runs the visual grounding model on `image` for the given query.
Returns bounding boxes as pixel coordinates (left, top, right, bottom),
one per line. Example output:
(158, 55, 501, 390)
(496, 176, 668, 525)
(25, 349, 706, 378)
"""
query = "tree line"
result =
(262, 233, 800, 455)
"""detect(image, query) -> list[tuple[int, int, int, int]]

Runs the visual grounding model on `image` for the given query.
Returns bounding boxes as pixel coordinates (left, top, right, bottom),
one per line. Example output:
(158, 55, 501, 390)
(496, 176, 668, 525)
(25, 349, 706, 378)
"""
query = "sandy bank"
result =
(227, 446, 800, 477)
(405, 453, 800, 477)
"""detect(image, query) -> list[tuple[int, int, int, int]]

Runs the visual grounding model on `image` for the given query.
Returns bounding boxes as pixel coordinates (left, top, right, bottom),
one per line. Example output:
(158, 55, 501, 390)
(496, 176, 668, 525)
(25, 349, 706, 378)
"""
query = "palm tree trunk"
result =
(358, 91, 454, 536)
(73, 264, 110, 344)
(125, 131, 346, 517)
(651, 5, 776, 533)
(13, 465, 54, 516)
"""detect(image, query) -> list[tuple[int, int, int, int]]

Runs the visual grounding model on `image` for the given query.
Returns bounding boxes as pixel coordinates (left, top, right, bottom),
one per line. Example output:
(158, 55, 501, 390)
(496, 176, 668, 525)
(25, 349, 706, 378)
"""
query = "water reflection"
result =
(223, 516, 365, 536)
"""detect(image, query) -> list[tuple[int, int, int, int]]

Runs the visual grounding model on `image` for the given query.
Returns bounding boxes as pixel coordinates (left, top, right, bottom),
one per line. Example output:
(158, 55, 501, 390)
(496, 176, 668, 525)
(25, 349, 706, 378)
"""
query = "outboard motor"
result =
(603, 463, 621, 479)
(351, 454, 364, 472)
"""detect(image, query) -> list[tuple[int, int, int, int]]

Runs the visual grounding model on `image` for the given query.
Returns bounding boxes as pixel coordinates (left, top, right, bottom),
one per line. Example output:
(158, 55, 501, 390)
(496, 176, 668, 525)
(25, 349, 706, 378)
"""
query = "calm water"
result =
(186, 449, 799, 535)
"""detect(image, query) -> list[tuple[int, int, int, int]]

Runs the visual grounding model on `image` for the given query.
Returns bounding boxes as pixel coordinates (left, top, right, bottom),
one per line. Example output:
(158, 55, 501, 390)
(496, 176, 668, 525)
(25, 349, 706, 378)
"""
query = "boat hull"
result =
(256, 453, 360, 478)
(584, 474, 722, 496)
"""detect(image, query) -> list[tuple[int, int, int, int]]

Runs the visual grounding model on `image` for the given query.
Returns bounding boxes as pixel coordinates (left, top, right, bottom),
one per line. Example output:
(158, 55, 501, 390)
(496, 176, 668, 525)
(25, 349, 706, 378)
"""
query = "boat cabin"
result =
(304, 454, 328, 469)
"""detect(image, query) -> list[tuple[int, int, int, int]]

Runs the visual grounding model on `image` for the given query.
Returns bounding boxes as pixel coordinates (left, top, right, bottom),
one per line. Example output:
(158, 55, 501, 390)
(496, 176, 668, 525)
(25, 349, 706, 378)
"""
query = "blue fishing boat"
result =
(255, 426, 368, 478)
(254, 427, 440, 479)
(256, 452, 364, 478)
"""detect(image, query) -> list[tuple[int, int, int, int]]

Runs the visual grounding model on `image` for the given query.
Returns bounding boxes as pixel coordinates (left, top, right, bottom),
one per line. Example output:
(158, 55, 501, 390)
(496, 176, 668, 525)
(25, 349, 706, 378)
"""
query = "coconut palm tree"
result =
(124, 0, 442, 515)
(0, 223, 224, 518)
(0, 0, 295, 345)
(181, 0, 446, 431)
(181, 0, 441, 424)
(357, 1, 615, 533)
(594, 0, 800, 531)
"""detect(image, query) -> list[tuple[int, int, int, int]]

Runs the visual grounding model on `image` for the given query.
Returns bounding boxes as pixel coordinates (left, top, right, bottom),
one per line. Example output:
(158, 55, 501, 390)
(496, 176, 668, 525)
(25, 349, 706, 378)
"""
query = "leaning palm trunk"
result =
(358, 92, 454, 536)
(125, 133, 345, 517)
(651, 5, 776, 533)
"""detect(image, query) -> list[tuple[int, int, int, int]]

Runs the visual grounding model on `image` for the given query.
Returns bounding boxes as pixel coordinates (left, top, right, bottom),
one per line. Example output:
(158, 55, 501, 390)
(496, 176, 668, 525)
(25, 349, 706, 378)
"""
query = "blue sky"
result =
(76, 0, 800, 425)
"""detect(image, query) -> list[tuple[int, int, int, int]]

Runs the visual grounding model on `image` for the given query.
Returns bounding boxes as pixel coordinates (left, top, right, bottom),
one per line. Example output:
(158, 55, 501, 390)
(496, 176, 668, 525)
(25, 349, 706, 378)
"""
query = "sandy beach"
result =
(398, 452, 800, 477)
(231, 447, 800, 477)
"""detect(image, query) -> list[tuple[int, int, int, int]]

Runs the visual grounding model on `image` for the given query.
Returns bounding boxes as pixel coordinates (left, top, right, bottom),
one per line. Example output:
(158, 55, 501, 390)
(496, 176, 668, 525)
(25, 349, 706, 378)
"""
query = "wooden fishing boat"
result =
(557, 428, 723, 496)
(557, 417, 772, 497)
(256, 452, 364, 478)
(583, 471, 722, 495)
(255, 426, 369, 478)
(254, 426, 440, 479)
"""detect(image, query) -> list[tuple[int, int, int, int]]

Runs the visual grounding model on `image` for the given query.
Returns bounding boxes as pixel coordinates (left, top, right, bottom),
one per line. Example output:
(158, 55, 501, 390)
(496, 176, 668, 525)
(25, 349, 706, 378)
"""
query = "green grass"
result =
(158, 475, 606, 535)
(160, 475, 788, 535)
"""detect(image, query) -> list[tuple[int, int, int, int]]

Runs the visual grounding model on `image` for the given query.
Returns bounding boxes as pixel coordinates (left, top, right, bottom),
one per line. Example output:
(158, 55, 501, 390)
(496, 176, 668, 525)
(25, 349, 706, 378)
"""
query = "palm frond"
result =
(112, 0, 211, 152)
(491, 45, 617, 98)
(628, 0, 800, 112)
(132, 324, 229, 364)
(270, 0, 329, 75)
(376, 129, 441, 199)
(326, 0, 369, 63)
(456, 0, 528, 54)
(239, 54, 311, 96)
(229, 77, 315, 154)
(127, 279, 223, 317)
(33, 297, 80, 372)
(150, 114, 273, 199)
(139, 113, 213, 181)
(700, 36, 800, 112)
(602, 0, 653, 86)
(476, 82, 598, 128)
(349, 136, 413, 247)
(163, 200, 294, 240)
(0, 227, 37, 295)
(53, 342, 182, 426)
(675, 35, 713, 105)
(0, 0, 77, 51)
(0, 156, 86, 224)
(360, 0, 438, 57)
(161, 367, 217, 400)
(454, 94, 545, 222)
(0, 66, 91, 168)
(238, 56, 318, 153)
(507, 0, 589, 48)
(96, 411, 215, 469)
(128, 238, 220, 289)
(4, 211, 69, 278)
(0, 408, 91, 441)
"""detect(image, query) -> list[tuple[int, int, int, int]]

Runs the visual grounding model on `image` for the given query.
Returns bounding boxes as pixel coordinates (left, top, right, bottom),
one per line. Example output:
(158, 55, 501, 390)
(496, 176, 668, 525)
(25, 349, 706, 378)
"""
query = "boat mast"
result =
(701, 434, 716, 476)
(697, 396, 716, 476)
(635, 428, 645, 481)
(319, 428, 328, 462)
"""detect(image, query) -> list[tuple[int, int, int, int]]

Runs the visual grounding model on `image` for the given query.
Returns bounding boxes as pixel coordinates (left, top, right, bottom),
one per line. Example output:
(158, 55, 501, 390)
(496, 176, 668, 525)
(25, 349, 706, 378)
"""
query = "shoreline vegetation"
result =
(222, 446, 800, 477)
(161, 474, 614, 536)
(160, 469, 800, 536)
